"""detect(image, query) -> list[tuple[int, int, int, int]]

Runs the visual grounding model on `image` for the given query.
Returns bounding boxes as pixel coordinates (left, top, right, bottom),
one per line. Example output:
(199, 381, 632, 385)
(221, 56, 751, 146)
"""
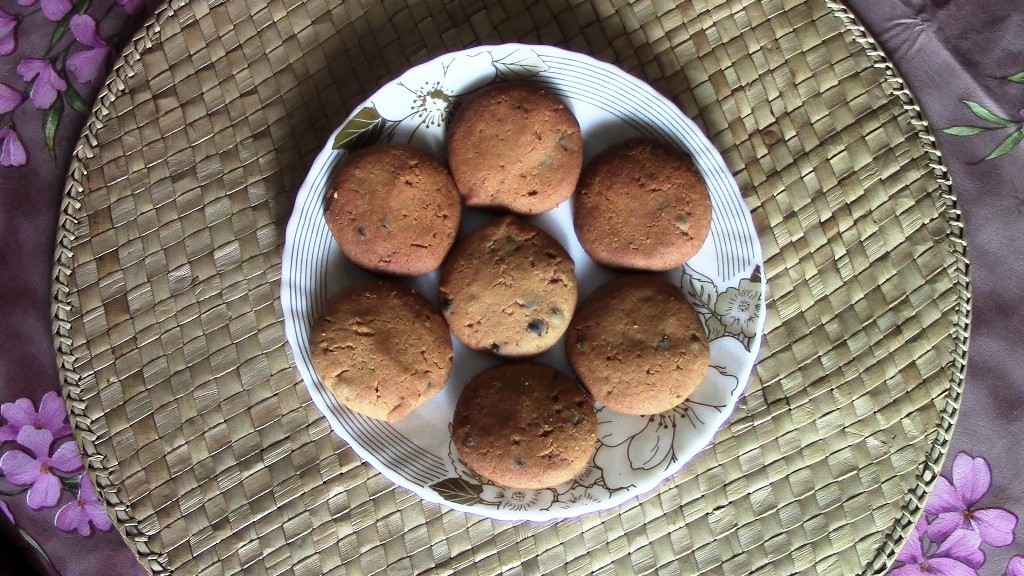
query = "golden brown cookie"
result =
(573, 138, 713, 271)
(439, 216, 577, 357)
(310, 280, 453, 423)
(446, 82, 583, 215)
(325, 144, 461, 276)
(452, 362, 598, 489)
(566, 275, 709, 415)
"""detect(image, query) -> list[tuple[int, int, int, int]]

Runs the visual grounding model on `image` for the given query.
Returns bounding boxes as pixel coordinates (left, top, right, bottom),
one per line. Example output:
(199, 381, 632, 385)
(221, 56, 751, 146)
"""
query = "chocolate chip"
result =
(357, 226, 367, 239)
(550, 307, 563, 320)
(490, 342, 502, 354)
(440, 293, 453, 314)
(576, 338, 587, 353)
(379, 217, 390, 229)
(657, 334, 671, 349)
(527, 319, 548, 337)
(462, 436, 476, 447)
(513, 457, 524, 469)
(569, 412, 583, 426)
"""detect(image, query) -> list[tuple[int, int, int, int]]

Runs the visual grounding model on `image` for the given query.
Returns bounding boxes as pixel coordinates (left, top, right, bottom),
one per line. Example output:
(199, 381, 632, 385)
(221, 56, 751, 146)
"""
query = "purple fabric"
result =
(845, 0, 1024, 573)
(0, 1, 151, 574)
(0, 1, 1021, 574)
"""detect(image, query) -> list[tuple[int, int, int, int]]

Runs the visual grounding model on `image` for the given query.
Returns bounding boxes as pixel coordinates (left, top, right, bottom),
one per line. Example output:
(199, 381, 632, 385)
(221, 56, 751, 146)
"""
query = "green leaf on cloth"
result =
(43, 97, 64, 159)
(943, 126, 993, 136)
(1007, 72, 1024, 83)
(985, 130, 1024, 160)
(964, 100, 1016, 127)
(66, 85, 90, 116)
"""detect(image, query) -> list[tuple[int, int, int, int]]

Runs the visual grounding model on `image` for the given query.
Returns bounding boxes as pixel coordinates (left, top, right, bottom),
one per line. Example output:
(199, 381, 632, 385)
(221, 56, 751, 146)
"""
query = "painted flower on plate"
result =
(55, 474, 113, 536)
(714, 278, 761, 338)
(0, 8, 17, 56)
(0, 126, 26, 167)
(552, 484, 611, 510)
(17, 0, 71, 22)
(17, 58, 67, 109)
(0, 427, 82, 509)
(68, 15, 113, 85)
(374, 51, 496, 129)
(925, 452, 1018, 547)
(593, 364, 734, 490)
(479, 484, 555, 512)
(892, 517, 984, 575)
(1, 392, 73, 443)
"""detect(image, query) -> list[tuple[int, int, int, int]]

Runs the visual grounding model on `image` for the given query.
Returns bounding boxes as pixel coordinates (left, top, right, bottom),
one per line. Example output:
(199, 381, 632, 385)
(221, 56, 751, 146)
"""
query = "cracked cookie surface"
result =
(446, 82, 583, 215)
(567, 275, 709, 415)
(452, 362, 597, 489)
(326, 144, 461, 276)
(573, 138, 712, 271)
(310, 279, 453, 422)
(439, 216, 577, 358)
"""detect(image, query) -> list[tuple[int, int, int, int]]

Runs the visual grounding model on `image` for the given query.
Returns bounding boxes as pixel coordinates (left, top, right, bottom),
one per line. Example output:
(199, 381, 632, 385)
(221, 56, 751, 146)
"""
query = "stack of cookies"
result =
(310, 81, 713, 491)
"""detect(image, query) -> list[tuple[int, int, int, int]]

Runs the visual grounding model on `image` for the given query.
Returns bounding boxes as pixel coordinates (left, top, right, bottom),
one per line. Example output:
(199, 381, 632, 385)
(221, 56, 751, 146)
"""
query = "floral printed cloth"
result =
(1, 1, 1022, 575)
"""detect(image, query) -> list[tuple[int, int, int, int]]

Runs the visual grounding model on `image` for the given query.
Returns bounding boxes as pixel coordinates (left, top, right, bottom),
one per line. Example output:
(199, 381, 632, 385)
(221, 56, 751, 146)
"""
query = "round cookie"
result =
(446, 82, 583, 215)
(310, 280, 453, 423)
(325, 144, 461, 276)
(573, 138, 713, 271)
(566, 275, 709, 415)
(439, 216, 577, 357)
(452, 362, 598, 489)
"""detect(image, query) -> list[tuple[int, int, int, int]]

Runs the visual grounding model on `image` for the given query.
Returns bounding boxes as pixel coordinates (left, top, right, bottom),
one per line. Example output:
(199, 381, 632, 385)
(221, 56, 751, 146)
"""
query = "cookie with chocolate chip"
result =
(439, 216, 577, 357)
(573, 138, 712, 271)
(566, 275, 709, 415)
(310, 280, 453, 423)
(325, 144, 461, 276)
(447, 82, 584, 215)
(452, 362, 598, 489)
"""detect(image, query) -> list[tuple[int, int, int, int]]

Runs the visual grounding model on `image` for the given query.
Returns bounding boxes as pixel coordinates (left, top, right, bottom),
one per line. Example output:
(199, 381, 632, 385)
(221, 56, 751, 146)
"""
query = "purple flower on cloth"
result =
(0, 8, 17, 56)
(892, 517, 984, 575)
(0, 392, 73, 443)
(0, 126, 27, 167)
(0, 427, 81, 510)
(16, 58, 67, 109)
(0, 500, 13, 523)
(1008, 557, 1024, 576)
(68, 15, 112, 85)
(115, 0, 147, 15)
(926, 453, 1018, 547)
(0, 83, 24, 113)
(54, 475, 113, 536)
(17, 0, 72, 22)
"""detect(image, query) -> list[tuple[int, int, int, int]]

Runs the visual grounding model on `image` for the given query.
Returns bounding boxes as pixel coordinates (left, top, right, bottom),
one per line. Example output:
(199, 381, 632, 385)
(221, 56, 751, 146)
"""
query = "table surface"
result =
(1, 1, 1021, 575)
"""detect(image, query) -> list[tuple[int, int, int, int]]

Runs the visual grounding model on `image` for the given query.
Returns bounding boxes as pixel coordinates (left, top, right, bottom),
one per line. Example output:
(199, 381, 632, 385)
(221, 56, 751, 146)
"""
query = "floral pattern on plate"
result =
(281, 43, 766, 520)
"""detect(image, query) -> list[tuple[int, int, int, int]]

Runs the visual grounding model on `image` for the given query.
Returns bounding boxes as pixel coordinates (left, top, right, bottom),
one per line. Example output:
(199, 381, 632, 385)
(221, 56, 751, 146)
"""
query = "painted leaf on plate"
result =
(681, 268, 717, 314)
(430, 477, 483, 506)
(333, 106, 387, 151)
(492, 49, 549, 80)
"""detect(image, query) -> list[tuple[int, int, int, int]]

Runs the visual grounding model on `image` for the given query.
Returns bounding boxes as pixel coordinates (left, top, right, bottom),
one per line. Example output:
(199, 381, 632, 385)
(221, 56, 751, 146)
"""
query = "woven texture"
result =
(52, 1, 969, 575)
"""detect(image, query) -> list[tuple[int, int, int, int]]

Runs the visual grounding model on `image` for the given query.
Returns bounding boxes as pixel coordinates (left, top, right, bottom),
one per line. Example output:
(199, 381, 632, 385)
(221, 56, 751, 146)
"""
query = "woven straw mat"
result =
(51, 1, 969, 575)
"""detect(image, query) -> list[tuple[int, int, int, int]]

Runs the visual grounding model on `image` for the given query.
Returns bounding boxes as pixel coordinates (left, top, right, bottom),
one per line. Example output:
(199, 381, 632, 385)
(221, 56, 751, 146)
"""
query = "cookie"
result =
(573, 138, 713, 271)
(566, 275, 709, 415)
(446, 82, 584, 215)
(452, 362, 598, 489)
(325, 144, 461, 276)
(310, 280, 453, 423)
(439, 216, 577, 357)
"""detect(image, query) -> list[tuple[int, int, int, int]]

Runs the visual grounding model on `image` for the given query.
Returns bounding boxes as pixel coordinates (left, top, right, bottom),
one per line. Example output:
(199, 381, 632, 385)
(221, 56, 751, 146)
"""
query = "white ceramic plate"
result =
(281, 44, 765, 520)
